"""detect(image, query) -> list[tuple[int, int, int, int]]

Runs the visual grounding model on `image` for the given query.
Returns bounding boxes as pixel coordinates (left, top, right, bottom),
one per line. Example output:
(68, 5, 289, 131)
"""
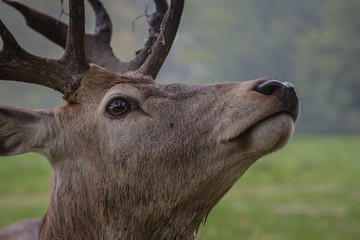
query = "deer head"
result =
(0, 0, 299, 239)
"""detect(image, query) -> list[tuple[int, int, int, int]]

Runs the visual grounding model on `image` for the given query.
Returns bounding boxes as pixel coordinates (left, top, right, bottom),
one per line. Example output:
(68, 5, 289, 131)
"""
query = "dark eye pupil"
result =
(107, 99, 129, 116)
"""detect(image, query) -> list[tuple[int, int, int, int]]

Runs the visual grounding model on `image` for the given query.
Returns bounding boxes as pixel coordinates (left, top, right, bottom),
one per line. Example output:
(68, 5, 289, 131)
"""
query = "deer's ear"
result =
(0, 105, 55, 156)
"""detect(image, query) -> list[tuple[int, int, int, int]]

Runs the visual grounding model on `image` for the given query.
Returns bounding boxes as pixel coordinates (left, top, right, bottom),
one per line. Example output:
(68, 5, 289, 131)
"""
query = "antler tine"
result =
(0, 0, 89, 99)
(154, 0, 170, 14)
(125, 0, 169, 73)
(84, 0, 125, 74)
(87, 0, 112, 43)
(132, 0, 184, 81)
(62, 0, 89, 74)
(2, 0, 68, 48)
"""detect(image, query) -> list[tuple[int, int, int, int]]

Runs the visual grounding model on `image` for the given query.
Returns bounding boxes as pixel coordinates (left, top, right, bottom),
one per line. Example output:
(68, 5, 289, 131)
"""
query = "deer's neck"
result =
(39, 166, 206, 240)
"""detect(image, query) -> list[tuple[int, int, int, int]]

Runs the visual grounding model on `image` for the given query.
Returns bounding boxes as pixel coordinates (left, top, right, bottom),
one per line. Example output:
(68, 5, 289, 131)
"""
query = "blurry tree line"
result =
(0, 0, 359, 134)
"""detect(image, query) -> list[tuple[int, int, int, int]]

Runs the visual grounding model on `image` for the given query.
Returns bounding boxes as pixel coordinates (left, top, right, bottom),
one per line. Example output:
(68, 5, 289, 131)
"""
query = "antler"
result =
(2, 0, 184, 81)
(133, 0, 184, 80)
(0, 0, 88, 100)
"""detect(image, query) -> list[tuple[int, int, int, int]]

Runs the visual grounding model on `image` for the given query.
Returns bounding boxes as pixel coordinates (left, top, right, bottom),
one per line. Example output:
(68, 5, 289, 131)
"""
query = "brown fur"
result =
(1, 65, 299, 239)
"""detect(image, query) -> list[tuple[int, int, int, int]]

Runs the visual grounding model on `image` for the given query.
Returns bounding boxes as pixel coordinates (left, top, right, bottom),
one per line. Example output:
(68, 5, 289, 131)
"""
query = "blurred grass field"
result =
(0, 136, 359, 239)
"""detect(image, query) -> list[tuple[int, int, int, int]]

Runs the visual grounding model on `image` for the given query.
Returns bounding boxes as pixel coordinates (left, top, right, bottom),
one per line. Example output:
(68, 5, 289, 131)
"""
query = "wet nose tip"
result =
(253, 79, 299, 120)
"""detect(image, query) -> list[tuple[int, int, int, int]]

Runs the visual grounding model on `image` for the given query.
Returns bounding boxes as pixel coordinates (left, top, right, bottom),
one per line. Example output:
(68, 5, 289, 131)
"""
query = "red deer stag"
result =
(0, 0, 299, 239)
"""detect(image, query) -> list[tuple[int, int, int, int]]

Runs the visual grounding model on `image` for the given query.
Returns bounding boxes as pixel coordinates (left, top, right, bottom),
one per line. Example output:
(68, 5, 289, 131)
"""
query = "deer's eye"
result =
(107, 99, 130, 116)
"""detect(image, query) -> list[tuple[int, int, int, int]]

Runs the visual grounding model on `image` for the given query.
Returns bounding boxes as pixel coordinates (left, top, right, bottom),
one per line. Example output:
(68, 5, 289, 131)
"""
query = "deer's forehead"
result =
(103, 82, 240, 102)
(104, 83, 200, 99)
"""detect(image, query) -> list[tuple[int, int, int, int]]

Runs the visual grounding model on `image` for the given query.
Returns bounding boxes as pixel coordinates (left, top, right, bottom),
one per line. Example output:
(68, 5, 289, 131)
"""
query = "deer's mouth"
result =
(232, 112, 293, 139)
(224, 111, 297, 153)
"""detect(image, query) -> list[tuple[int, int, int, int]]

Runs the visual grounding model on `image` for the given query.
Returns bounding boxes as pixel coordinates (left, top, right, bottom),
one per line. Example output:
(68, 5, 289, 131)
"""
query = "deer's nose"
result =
(253, 79, 299, 121)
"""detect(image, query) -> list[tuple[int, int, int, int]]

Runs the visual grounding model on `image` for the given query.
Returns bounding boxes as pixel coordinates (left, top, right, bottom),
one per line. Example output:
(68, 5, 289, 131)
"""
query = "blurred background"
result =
(0, 0, 359, 239)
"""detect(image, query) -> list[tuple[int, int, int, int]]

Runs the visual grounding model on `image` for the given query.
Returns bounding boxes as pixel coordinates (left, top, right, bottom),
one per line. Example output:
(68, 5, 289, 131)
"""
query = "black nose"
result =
(253, 79, 299, 120)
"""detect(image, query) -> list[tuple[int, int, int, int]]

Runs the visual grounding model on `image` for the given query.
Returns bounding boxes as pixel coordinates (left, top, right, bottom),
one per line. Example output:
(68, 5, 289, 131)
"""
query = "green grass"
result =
(0, 136, 359, 239)
(0, 154, 50, 227)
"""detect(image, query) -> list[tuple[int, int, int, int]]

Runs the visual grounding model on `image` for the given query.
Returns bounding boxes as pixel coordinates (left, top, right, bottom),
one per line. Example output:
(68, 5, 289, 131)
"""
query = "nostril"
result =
(253, 80, 286, 98)
(253, 79, 299, 120)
